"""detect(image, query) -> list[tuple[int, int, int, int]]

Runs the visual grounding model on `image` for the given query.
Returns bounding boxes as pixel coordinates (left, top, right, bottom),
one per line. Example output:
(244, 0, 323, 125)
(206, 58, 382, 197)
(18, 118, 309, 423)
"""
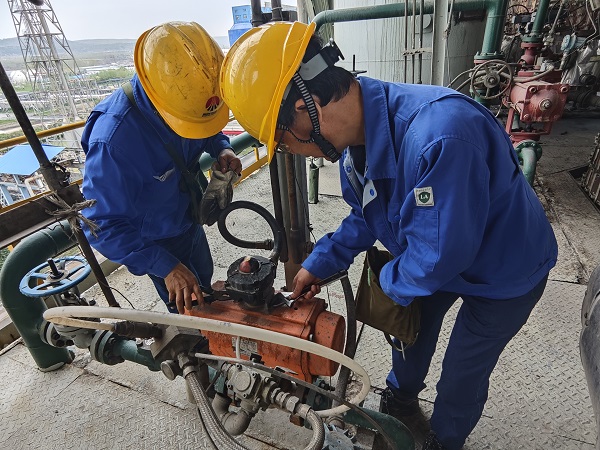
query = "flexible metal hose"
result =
(302, 407, 326, 450)
(185, 371, 249, 450)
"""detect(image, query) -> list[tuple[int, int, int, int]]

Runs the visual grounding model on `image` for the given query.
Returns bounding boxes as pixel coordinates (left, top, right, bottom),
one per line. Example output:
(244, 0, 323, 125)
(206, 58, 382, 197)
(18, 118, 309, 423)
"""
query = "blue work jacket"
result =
(81, 75, 231, 278)
(303, 77, 557, 305)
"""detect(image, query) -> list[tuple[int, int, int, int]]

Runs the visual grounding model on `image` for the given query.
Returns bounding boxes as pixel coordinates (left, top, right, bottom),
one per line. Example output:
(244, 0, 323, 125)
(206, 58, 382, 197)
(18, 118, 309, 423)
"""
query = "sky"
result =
(0, 0, 252, 40)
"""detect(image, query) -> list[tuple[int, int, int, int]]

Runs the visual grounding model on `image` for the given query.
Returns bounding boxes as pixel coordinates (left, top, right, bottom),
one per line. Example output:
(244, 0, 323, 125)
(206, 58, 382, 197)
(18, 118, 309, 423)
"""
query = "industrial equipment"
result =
(17, 201, 413, 450)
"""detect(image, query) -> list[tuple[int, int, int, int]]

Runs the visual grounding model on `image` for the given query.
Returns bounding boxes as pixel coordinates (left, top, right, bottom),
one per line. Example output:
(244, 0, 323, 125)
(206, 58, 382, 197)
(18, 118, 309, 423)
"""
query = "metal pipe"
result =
(212, 393, 253, 436)
(313, 1, 494, 31)
(269, 157, 288, 263)
(111, 338, 161, 371)
(285, 154, 302, 264)
(271, 0, 283, 21)
(186, 369, 250, 450)
(529, 0, 552, 41)
(251, 0, 264, 27)
(519, 146, 538, 186)
(479, 0, 510, 57)
(418, 0, 424, 83)
(0, 121, 87, 150)
(313, 1, 507, 63)
(0, 221, 75, 371)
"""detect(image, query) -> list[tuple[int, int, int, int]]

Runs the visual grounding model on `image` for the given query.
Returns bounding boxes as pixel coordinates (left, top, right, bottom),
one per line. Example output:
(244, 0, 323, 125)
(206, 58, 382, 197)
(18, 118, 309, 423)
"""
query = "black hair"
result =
(277, 34, 356, 127)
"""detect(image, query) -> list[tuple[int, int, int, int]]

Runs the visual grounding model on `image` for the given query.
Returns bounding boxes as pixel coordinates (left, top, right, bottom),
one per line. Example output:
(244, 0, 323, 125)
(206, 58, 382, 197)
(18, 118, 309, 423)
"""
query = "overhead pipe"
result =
(0, 61, 119, 308)
(0, 221, 75, 371)
(251, 0, 264, 27)
(313, 1, 508, 59)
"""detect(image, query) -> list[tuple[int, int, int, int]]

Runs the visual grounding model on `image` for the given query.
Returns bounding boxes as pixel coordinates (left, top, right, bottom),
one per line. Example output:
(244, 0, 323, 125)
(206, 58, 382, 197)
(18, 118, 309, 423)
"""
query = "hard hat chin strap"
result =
(291, 73, 341, 163)
(279, 39, 344, 163)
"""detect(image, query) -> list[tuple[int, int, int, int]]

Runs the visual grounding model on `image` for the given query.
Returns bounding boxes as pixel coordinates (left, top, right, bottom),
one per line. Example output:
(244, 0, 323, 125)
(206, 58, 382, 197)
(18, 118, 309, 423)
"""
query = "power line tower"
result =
(7, 0, 98, 160)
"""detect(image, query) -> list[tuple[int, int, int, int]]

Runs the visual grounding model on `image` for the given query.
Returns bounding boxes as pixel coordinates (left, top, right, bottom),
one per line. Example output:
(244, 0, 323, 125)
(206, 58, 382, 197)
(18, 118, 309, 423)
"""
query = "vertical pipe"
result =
(411, 0, 417, 83)
(271, 0, 283, 21)
(418, 0, 424, 83)
(479, 0, 510, 57)
(403, 1, 409, 82)
(530, 0, 551, 40)
(0, 222, 75, 371)
(269, 159, 288, 263)
(251, 0, 264, 27)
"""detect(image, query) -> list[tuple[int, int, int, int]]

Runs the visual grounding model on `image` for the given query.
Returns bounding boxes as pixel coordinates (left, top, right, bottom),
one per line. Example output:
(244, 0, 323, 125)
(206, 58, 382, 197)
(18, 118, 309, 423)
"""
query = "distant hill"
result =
(0, 36, 230, 71)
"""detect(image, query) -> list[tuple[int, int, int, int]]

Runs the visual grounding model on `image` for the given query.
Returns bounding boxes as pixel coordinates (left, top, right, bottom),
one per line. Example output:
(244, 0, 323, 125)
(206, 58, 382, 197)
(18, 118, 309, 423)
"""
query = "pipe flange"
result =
(90, 330, 123, 365)
(514, 140, 543, 161)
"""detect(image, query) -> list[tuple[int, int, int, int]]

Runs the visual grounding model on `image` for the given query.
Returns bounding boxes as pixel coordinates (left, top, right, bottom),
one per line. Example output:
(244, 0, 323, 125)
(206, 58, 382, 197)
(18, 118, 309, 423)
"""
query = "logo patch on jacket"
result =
(153, 168, 175, 182)
(414, 187, 434, 206)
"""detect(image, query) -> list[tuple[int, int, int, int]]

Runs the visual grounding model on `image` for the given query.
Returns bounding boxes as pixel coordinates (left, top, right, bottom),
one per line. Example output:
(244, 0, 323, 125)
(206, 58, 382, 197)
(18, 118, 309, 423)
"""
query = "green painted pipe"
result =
(518, 146, 538, 186)
(479, 0, 510, 57)
(0, 221, 76, 371)
(525, 0, 551, 41)
(112, 338, 161, 372)
(313, 0, 495, 31)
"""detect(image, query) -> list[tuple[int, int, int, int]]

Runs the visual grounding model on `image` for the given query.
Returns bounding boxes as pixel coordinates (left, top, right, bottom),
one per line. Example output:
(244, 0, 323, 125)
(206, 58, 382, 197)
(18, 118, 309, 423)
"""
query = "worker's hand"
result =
(291, 268, 321, 301)
(217, 148, 242, 175)
(199, 161, 240, 226)
(164, 262, 204, 314)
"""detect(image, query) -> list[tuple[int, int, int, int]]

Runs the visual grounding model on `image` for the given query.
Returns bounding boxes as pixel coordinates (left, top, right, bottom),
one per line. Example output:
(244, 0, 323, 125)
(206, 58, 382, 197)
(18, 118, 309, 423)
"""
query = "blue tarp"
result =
(0, 144, 65, 176)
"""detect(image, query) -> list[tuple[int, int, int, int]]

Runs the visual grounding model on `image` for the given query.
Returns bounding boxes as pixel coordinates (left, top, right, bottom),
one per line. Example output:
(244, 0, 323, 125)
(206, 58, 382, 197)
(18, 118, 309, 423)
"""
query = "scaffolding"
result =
(8, 0, 100, 186)
(6, 0, 98, 160)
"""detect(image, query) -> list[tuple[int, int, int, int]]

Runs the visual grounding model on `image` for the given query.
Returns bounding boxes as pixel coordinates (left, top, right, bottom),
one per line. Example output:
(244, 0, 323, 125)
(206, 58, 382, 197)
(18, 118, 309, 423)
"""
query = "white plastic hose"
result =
(43, 306, 371, 417)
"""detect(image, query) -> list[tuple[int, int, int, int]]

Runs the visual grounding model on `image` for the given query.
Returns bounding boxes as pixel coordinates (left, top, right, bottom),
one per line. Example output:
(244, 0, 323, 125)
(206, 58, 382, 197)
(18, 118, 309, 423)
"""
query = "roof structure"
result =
(0, 144, 64, 176)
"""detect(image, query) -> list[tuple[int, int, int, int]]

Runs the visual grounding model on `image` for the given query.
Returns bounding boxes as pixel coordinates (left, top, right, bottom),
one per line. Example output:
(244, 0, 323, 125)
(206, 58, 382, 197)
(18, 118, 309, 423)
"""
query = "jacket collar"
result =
(130, 75, 180, 144)
(354, 76, 397, 180)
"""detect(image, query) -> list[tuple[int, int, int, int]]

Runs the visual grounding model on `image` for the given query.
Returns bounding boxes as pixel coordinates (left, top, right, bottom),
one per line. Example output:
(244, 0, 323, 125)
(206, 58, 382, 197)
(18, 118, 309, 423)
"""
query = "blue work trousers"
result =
(386, 276, 548, 450)
(148, 224, 213, 313)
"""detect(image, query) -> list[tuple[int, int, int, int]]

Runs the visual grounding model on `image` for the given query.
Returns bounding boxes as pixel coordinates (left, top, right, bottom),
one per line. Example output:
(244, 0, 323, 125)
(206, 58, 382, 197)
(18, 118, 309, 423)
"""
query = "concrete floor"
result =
(0, 112, 599, 449)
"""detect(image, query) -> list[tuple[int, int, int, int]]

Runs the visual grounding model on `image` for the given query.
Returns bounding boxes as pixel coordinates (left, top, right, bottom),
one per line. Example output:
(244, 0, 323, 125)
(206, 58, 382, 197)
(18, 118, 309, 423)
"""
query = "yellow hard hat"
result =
(135, 21, 228, 139)
(220, 21, 316, 161)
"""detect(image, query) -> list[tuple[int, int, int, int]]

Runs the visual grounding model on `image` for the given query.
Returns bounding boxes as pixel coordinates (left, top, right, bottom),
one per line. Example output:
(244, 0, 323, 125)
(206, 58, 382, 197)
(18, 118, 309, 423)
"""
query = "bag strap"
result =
(121, 81, 200, 193)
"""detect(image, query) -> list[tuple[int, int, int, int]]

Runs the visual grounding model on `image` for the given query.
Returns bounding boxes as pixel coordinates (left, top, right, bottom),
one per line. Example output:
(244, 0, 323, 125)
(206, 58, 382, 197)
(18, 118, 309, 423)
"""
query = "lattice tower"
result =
(7, 0, 99, 155)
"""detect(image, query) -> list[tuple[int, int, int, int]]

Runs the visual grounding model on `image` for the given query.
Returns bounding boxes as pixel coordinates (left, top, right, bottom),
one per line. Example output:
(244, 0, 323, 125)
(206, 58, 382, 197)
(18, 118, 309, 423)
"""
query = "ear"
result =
(294, 96, 323, 121)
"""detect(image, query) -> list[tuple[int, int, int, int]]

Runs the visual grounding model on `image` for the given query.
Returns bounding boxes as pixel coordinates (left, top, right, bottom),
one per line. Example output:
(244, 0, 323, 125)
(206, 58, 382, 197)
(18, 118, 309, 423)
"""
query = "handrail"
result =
(0, 120, 87, 150)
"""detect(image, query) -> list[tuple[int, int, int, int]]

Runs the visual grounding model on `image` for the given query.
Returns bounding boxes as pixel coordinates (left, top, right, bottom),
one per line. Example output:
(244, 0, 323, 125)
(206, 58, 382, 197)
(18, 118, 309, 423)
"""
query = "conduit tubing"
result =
(43, 305, 371, 417)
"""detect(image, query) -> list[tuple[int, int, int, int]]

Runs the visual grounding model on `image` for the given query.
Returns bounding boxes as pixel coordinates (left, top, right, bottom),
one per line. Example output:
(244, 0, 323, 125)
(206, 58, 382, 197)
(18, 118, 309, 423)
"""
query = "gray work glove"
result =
(199, 162, 240, 226)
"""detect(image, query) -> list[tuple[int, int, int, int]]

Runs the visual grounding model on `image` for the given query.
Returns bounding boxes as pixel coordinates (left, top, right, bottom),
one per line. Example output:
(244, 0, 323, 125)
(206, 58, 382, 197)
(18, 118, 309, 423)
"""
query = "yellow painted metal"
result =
(0, 121, 87, 150)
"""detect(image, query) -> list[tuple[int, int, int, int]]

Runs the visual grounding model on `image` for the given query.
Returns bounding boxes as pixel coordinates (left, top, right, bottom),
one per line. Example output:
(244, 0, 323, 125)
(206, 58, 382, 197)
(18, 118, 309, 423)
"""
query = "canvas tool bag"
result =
(355, 246, 421, 349)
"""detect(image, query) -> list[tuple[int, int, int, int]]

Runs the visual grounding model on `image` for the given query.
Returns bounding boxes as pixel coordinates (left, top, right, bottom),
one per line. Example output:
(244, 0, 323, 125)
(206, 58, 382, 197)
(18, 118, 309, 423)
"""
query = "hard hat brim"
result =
(161, 102, 230, 139)
(263, 22, 316, 160)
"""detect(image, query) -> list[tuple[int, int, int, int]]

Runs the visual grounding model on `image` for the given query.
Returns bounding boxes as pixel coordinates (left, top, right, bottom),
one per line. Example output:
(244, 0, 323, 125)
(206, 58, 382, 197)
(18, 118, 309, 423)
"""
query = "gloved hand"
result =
(199, 161, 240, 226)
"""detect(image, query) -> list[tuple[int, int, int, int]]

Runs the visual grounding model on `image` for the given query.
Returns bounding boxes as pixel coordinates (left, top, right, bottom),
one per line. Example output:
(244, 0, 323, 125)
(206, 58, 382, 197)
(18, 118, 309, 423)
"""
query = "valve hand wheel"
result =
(470, 60, 513, 100)
(19, 256, 91, 297)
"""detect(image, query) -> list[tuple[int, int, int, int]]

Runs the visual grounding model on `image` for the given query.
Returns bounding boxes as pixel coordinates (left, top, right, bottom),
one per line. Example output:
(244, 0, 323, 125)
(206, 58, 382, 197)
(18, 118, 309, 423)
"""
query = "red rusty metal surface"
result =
(187, 296, 346, 382)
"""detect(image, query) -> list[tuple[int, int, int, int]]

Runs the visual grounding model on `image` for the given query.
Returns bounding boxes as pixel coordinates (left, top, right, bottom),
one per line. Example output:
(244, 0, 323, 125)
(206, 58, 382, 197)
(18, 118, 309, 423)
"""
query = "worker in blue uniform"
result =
(220, 22, 558, 450)
(81, 22, 241, 315)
